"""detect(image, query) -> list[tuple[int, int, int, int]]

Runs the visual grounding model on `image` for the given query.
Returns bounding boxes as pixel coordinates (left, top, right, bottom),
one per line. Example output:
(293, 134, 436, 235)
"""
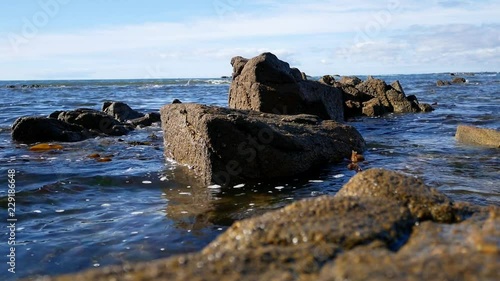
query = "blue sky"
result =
(0, 0, 498, 80)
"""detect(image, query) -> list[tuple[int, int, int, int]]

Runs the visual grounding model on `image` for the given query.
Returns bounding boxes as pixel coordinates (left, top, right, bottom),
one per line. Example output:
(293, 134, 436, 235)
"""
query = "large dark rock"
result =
(11, 116, 92, 143)
(160, 103, 365, 186)
(36, 169, 498, 281)
(228, 52, 344, 121)
(456, 125, 500, 147)
(53, 108, 131, 136)
(102, 101, 145, 121)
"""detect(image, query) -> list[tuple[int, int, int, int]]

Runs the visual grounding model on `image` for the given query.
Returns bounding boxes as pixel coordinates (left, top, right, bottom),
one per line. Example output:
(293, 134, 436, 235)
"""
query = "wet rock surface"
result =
(34, 169, 498, 281)
(160, 103, 365, 186)
(11, 116, 93, 143)
(12, 102, 160, 143)
(228, 52, 344, 121)
(455, 125, 500, 148)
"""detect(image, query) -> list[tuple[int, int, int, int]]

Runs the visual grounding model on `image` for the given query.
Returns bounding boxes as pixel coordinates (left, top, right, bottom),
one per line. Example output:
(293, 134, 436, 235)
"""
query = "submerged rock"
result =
(160, 103, 365, 186)
(228, 52, 344, 121)
(456, 125, 500, 148)
(36, 169, 498, 281)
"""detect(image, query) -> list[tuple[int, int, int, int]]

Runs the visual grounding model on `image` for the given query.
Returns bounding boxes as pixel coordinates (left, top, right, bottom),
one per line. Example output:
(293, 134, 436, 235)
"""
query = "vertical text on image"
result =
(7, 169, 17, 274)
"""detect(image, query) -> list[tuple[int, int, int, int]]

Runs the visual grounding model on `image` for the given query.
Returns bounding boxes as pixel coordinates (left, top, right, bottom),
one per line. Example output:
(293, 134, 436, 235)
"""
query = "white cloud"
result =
(0, 0, 498, 79)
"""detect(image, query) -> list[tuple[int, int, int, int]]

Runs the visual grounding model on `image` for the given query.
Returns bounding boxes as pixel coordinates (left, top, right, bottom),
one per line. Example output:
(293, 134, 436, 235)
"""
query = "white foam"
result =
(309, 180, 324, 183)
(208, 184, 221, 189)
(233, 184, 245, 189)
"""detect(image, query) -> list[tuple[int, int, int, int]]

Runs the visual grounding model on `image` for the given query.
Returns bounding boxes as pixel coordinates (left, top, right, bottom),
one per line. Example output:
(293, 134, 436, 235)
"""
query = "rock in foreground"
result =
(456, 125, 500, 148)
(229, 52, 344, 121)
(160, 103, 365, 186)
(35, 169, 498, 281)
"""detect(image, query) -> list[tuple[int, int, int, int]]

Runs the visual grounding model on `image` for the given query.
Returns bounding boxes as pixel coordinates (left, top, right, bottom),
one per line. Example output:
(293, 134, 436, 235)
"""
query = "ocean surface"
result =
(1, 73, 499, 280)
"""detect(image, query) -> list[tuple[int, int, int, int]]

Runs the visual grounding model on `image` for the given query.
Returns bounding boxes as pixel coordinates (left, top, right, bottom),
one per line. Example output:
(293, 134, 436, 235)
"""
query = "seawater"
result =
(0, 73, 498, 279)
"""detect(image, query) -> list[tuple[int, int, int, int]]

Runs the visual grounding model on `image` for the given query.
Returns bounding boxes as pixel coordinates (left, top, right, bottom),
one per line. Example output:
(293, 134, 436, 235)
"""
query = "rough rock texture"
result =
(456, 125, 500, 147)
(160, 103, 365, 186)
(35, 169, 498, 281)
(318, 209, 499, 281)
(11, 116, 92, 143)
(335, 76, 434, 117)
(102, 101, 145, 121)
(228, 53, 344, 121)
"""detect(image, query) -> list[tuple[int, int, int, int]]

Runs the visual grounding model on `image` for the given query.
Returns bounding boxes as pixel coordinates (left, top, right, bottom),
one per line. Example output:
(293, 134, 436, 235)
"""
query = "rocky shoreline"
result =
(29, 169, 499, 281)
(12, 53, 499, 280)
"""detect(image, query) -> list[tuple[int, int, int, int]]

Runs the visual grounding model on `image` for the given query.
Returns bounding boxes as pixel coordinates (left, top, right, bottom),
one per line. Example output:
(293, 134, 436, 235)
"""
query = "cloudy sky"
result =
(0, 0, 498, 80)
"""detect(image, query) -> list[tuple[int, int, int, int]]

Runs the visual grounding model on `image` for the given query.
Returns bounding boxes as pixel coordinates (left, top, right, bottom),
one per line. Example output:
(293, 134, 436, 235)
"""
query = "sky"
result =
(0, 0, 498, 80)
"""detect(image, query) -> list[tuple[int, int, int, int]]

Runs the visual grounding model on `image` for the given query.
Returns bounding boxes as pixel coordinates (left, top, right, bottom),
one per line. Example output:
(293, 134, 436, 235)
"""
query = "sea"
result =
(1, 73, 499, 280)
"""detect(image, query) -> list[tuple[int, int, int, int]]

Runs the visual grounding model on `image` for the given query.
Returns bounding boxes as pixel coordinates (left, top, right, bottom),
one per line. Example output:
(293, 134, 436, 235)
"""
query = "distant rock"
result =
(436, 80, 451, 86)
(172, 99, 182, 104)
(337, 76, 432, 117)
(340, 76, 362, 86)
(38, 169, 498, 281)
(318, 75, 336, 86)
(160, 103, 365, 186)
(11, 117, 93, 143)
(228, 52, 344, 121)
(455, 125, 500, 147)
(102, 101, 145, 121)
(452, 77, 467, 84)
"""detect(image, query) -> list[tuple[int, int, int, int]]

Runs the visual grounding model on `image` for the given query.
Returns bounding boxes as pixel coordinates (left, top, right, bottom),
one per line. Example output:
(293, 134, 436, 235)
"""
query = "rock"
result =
(172, 99, 182, 104)
(362, 98, 385, 117)
(340, 76, 362, 86)
(418, 103, 435, 112)
(11, 116, 92, 143)
(228, 52, 344, 121)
(36, 169, 498, 281)
(318, 75, 335, 86)
(318, 209, 499, 281)
(102, 101, 144, 121)
(230, 56, 249, 79)
(436, 80, 451, 86)
(129, 112, 161, 127)
(455, 125, 500, 147)
(53, 108, 131, 136)
(344, 100, 362, 118)
(452, 77, 467, 84)
(355, 78, 392, 110)
(160, 103, 365, 186)
(385, 89, 420, 113)
(336, 169, 457, 222)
